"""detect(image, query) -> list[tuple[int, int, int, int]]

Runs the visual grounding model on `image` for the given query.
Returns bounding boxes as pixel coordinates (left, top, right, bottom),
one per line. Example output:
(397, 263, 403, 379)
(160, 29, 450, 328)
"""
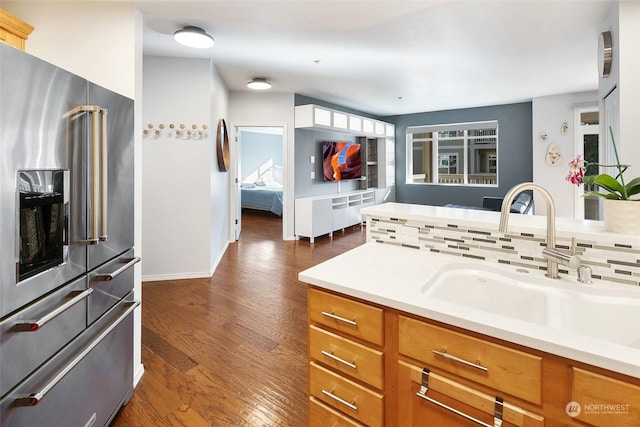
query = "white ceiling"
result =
(139, 0, 613, 116)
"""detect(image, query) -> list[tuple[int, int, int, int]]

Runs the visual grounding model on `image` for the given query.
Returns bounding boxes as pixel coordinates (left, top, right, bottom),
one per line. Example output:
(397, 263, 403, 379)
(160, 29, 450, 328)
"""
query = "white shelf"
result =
(295, 190, 377, 242)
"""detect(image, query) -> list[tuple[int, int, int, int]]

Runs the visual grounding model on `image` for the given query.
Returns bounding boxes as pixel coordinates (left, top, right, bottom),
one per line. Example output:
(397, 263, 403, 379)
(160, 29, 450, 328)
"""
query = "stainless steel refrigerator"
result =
(0, 43, 139, 426)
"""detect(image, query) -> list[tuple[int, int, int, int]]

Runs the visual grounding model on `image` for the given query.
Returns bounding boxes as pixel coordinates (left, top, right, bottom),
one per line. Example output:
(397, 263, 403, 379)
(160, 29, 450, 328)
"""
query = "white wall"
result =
(532, 2, 640, 219)
(2, 0, 145, 386)
(3, 1, 136, 98)
(600, 1, 640, 181)
(209, 63, 231, 271)
(142, 56, 229, 280)
(532, 91, 599, 219)
(229, 91, 296, 239)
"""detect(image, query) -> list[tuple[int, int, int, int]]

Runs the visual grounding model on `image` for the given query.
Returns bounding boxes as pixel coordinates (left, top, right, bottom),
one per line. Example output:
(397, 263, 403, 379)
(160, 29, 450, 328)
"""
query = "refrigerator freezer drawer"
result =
(0, 276, 88, 396)
(87, 249, 138, 325)
(0, 295, 138, 427)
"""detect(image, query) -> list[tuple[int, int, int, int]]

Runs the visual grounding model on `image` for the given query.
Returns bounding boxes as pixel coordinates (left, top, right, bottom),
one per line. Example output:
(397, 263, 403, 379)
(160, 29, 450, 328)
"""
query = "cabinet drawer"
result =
(88, 249, 137, 325)
(1, 297, 136, 427)
(309, 396, 365, 427)
(310, 361, 383, 427)
(310, 325, 383, 389)
(309, 288, 383, 346)
(0, 276, 88, 394)
(571, 367, 640, 427)
(398, 361, 544, 427)
(398, 316, 542, 405)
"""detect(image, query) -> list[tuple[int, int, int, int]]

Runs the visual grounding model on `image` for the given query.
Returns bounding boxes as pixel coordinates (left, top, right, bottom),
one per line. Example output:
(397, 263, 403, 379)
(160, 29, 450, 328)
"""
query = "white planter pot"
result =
(603, 199, 640, 234)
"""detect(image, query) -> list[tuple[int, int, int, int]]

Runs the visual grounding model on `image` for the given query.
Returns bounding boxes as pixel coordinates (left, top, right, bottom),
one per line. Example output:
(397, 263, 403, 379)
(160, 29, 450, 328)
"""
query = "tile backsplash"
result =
(368, 215, 640, 287)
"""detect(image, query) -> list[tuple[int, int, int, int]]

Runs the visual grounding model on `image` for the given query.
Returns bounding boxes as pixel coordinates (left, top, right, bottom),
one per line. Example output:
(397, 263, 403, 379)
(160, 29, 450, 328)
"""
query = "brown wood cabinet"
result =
(310, 396, 366, 427)
(0, 8, 34, 51)
(308, 288, 386, 426)
(570, 367, 640, 427)
(307, 286, 640, 427)
(397, 361, 544, 427)
(398, 316, 542, 405)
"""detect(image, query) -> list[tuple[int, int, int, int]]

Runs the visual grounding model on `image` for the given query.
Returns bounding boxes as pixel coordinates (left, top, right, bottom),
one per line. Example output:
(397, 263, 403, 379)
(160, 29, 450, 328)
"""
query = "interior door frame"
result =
(231, 124, 287, 240)
(572, 105, 599, 220)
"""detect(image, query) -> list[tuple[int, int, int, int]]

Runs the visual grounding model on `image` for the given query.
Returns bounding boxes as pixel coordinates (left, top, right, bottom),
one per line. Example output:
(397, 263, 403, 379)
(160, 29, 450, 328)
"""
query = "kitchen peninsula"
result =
(299, 202, 640, 427)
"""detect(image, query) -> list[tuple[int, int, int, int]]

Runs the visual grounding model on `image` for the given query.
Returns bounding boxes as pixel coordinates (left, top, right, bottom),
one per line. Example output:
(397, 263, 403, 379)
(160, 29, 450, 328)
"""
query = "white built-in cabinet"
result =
(295, 190, 377, 243)
(295, 104, 395, 192)
(295, 104, 394, 139)
(294, 104, 395, 242)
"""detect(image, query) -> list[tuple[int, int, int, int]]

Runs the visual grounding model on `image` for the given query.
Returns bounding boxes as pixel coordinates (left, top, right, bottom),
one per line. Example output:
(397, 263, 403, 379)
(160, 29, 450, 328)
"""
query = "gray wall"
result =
(295, 129, 361, 198)
(384, 102, 533, 207)
(294, 94, 380, 198)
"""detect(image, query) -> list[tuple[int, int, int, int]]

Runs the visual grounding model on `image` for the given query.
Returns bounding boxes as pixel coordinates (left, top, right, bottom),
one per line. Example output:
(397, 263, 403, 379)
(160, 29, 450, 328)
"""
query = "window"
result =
(407, 121, 498, 186)
(438, 154, 457, 174)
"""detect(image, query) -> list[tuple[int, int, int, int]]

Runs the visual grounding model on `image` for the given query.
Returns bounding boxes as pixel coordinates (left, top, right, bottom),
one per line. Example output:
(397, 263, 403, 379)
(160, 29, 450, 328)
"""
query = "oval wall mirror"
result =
(216, 118, 230, 172)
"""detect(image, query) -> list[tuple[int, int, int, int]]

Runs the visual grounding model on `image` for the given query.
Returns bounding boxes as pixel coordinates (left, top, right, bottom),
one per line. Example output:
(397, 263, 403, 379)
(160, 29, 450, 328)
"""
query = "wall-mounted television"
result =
(322, 141, 362, 181)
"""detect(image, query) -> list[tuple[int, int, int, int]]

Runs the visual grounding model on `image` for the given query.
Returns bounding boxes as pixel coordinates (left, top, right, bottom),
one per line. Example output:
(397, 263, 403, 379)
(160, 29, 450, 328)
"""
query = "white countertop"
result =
(361, 202, 632, 243)
(299, 242, 640, 379)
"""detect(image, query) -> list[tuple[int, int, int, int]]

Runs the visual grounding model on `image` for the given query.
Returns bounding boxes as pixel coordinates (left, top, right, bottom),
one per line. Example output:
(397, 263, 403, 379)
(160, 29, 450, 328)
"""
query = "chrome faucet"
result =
(498, 183, 580, 279)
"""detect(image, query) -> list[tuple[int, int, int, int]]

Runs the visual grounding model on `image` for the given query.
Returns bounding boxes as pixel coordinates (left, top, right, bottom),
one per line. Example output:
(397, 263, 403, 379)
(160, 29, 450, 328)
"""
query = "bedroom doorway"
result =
(235, 126, 285, 240)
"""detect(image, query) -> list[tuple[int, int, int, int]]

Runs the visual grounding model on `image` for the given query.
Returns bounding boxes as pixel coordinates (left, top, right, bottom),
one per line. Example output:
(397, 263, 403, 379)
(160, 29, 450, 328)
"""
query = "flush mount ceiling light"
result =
(174, 26, 214, 49)
(247, 78, 272, 90)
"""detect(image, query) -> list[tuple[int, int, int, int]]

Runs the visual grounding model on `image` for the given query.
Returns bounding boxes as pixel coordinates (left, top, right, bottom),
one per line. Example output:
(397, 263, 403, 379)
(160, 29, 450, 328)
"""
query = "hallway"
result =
(112, 211, 366, 426)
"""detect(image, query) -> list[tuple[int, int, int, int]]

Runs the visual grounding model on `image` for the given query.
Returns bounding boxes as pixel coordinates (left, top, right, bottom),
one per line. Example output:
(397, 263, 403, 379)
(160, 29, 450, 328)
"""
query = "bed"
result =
(241, 182, 283, 216)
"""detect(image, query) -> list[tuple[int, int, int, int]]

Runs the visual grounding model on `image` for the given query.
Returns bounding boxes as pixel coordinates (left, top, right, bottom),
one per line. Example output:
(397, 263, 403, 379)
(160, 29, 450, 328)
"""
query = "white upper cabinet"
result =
(295, 104, 394, 139)
(332, 112, 348, 129)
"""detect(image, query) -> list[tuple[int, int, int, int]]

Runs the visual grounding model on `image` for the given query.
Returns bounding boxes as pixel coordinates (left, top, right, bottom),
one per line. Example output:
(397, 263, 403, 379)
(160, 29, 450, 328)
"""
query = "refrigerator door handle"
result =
(14, 289, 94, 332)
(69, 105, 104, 246)
(99, 107, 108, 242)
(89, 105, 100, 244)
(13, 300, 140, 407)
(95, 257, 140, 282)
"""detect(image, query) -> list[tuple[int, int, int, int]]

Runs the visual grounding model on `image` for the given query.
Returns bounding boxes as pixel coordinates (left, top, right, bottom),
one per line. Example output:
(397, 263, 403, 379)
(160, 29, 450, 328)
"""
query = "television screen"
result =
(322, 141, 361, 181)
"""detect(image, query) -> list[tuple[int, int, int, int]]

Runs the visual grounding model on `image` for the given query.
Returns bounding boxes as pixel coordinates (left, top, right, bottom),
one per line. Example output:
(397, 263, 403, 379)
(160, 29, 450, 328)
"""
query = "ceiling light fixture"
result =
(174, 26, 214, 49)
(247, 78, 272, 90)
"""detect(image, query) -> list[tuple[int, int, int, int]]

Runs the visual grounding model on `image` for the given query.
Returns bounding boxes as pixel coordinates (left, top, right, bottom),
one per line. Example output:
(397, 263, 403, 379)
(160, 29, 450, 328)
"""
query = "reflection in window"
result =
(407, 121, 498, 186)
(578, 109, 600, 220)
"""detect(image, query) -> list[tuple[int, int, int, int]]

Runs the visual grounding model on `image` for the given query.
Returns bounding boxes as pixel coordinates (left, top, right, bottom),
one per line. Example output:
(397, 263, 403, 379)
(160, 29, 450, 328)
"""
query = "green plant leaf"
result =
(583, 191, 620, 199)
(587, 174, 625, 197)
(624, 177, 640, 198)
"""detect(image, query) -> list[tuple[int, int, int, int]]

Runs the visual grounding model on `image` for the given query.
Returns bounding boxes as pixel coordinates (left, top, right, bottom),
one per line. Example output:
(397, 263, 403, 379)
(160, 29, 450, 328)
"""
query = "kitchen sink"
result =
(558, 292, 640, 348)
(421, 263, 549, 325)
(421, 262, 640, 348)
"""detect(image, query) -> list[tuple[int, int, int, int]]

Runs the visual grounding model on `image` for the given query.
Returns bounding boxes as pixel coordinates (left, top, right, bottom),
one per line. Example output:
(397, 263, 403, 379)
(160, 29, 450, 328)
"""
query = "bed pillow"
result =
(240, 182, 256, 189)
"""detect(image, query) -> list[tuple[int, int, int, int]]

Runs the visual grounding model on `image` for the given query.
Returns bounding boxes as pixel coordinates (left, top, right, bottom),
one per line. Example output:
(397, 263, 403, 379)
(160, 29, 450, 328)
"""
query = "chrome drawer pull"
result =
(321, 388, 358, 411)
(14, 300, 140, 407)
(432, 349, 488, 372)
(416, 392, 494, 427)
(320, 311, 357, 326)
(416, 368, 503, 427)
(15, 289, 94, 332)
(96, 257, 141, 281)
(320, 350, 357, 369)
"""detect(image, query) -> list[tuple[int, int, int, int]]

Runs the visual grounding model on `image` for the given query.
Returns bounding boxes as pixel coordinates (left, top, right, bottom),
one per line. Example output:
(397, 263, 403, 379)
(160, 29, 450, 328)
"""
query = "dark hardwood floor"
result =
(111, 210, 366, 426)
